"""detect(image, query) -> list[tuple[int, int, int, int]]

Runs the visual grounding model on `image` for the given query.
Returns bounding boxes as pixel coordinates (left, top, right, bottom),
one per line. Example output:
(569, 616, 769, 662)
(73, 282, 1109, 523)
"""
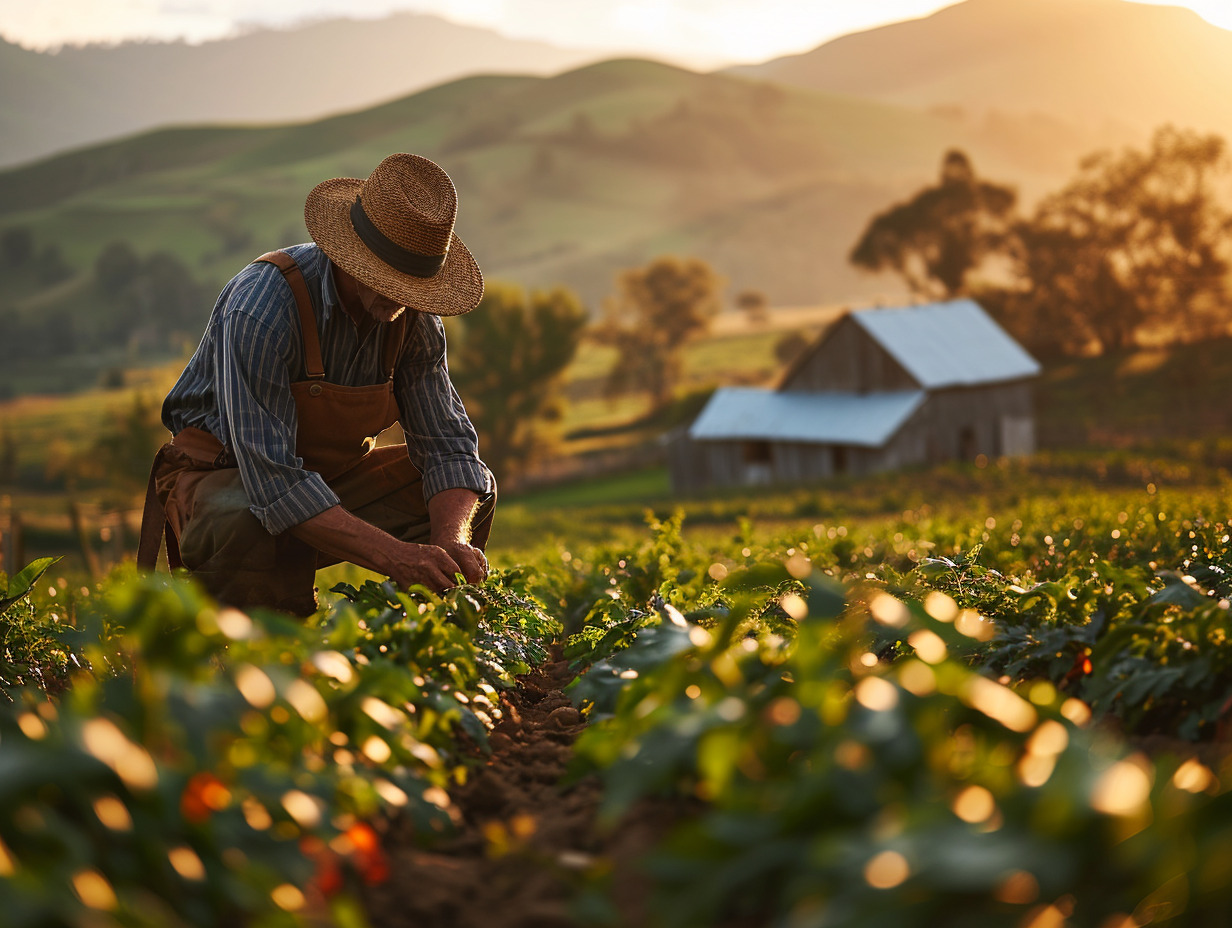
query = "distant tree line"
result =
(0, 226, 76, 362)
(92, 241, 210, 351)
(0, 226, 72, 287)
(0, 231, 210, 361)
(849, 126, 1232, 358)
(0, 308, 78, 363)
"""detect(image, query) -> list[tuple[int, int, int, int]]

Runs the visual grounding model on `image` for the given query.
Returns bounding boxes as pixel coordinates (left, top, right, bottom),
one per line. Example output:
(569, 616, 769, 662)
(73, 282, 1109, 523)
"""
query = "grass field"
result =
(5, 316, 1232, 581)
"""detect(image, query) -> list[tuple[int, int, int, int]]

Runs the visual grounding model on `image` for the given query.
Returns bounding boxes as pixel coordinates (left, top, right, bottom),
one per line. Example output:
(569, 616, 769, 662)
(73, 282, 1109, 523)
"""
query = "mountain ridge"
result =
(0, 13, 607, 169)
(732, 0, 1232, 138)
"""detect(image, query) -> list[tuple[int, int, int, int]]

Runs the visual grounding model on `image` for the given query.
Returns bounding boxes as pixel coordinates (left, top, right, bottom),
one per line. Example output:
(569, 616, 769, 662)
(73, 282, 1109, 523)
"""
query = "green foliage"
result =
(568, 557, 1232, 928)
(902, 523, 1232, 742)
(0, 226, 34, 268)
(9, 476, 1232, 924)
(598, 255, 725, 411)
(450, 282, 588, 481)
(0, 565, 561, 925)
(850, 149, 1017, 299)
(854, 129, 1232, 358)
(0, 557, 80, 695)
(94, 241, 140, 291)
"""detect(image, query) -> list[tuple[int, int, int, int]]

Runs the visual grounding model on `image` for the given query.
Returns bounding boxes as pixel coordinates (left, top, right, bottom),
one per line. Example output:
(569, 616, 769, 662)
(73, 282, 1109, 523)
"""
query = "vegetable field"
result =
(5, 464, 1232, 927)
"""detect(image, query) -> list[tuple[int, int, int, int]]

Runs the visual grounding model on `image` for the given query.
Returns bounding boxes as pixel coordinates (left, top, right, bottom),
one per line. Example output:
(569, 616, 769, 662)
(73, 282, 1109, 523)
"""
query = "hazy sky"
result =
(1, 0, 1228, 65)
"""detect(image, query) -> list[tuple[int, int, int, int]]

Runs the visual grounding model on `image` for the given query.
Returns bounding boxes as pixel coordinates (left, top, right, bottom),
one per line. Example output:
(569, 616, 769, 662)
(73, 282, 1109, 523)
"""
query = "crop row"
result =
(0, 561, 558, 926)
(2, 486, 1232, 925)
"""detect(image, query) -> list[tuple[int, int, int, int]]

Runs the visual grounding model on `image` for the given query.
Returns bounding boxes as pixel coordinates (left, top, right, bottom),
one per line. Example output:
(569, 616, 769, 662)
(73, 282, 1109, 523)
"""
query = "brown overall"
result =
(137, 250, 494, 615)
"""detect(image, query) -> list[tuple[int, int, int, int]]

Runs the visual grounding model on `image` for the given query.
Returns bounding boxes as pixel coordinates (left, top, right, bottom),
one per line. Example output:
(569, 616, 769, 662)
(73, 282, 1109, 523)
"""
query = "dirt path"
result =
(361, 657, 676, 928)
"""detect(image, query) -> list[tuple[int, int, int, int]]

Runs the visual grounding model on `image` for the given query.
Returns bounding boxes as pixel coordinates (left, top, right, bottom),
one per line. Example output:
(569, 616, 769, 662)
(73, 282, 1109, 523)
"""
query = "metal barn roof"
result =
(850, 299, 1041, 389)
(688, 387, 925, 447)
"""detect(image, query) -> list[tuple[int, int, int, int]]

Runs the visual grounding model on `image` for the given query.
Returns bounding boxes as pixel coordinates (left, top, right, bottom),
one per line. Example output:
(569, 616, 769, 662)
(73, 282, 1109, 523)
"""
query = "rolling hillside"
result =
(0, 57, 1104, 326)
(735, 0, 1232, 141)
(0, 13, 605, 169)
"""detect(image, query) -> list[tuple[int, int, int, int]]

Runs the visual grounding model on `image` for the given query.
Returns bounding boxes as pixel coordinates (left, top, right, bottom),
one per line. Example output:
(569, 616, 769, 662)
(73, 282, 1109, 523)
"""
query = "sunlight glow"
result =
(2, 0, 1220, 63)
(1131, 0, 1232, 31)
(0, 2, 1228, 69)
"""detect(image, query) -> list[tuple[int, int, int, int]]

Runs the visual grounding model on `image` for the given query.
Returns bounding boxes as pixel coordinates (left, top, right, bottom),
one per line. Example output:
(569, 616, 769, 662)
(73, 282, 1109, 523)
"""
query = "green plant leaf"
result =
(0, 556, 59, 613)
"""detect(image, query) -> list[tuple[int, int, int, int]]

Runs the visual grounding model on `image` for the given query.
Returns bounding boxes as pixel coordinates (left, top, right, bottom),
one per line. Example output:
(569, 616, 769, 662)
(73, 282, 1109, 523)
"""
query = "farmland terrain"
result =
(5, 443, 1232, 926)
(5, 0, 1232, 380)
(3, 326, 1231, 575)
(0, 57, 1059, 318)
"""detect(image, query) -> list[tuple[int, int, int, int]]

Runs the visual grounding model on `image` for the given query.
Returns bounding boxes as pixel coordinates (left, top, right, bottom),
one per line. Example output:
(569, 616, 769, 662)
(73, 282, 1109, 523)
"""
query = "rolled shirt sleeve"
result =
(215, 275, 340, 536)
(396, 312, 494, 501)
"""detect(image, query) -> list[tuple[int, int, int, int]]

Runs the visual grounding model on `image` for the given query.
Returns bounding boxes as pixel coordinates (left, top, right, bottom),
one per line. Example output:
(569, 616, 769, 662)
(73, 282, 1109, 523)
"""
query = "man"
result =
(138, 153, 495, 616)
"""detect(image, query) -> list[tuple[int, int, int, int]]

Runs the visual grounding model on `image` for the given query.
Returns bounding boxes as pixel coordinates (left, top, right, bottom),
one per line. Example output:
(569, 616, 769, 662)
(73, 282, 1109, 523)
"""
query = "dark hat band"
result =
(350, 196, 448, 278)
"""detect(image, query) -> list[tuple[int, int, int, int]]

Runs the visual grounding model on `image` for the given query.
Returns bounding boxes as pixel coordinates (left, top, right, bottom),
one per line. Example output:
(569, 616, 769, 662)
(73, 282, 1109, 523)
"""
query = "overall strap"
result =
(254, 251, 325, 381)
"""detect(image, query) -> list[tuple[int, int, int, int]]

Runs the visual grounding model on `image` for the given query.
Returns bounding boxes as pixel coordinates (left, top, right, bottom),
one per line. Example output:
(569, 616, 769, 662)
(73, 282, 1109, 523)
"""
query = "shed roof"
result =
(845, 299, 1041, 389)
(689, 387, 925, 447)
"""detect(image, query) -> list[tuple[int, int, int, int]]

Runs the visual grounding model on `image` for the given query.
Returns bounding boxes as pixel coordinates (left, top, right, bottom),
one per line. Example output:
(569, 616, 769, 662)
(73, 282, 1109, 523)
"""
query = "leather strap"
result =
(254, 251, 325, 381)
(136, 446, 171, 570)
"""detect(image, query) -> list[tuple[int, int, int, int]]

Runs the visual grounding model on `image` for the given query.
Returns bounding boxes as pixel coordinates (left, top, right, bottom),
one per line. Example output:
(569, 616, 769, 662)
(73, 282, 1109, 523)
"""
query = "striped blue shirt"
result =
(162, 243, 492, 536)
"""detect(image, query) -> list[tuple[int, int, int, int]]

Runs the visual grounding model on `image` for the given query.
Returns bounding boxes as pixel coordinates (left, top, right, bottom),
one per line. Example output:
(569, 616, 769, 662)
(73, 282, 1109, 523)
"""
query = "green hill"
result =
(0, 57, 1094, 349)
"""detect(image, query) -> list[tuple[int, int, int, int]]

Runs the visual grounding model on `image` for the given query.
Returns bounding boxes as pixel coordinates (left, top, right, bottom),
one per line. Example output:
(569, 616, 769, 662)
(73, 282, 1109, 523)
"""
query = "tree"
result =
(1009, 126, 1232, 355)
(95, 241, 140, 291)
(850, 150, 1018, 299)
(774, 330, 811, 366)
(33, 244, 72, 286)
(736, 289, 769, 325)
(450, 283, 588, 482)
(598, 255, 725, 411)
(0, 227, 33, 269)
(101, 249, 209, 350)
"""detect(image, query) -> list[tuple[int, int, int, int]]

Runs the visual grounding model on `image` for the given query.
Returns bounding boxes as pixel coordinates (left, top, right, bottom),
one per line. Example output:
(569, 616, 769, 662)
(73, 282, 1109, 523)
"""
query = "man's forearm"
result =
(289, 504, 466, 591)
(289, 505, 407, 576)
(427, 487, 481, 545)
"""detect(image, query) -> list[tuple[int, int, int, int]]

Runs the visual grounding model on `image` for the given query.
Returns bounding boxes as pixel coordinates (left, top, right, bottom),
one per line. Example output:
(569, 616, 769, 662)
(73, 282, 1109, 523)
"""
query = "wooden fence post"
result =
(67, 498, 101, 579)
(0, 495, 20, 577)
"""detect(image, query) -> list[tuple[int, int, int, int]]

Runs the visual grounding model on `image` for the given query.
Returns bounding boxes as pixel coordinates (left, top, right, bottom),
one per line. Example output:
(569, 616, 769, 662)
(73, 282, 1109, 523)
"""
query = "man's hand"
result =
(435, 540, 488, 585)
(291, 506, 476, 594)
(290, 487, 488, 595)
(387, 542, 469, 592)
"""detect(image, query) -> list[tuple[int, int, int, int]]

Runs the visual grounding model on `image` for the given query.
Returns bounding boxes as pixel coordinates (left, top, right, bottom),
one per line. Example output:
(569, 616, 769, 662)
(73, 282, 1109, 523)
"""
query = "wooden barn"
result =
(668, 299, 1041, 493)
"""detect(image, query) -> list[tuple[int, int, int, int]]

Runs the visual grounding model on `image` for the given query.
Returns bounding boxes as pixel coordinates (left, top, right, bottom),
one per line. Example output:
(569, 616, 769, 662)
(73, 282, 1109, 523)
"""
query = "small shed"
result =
(669, 299, 1041, 493)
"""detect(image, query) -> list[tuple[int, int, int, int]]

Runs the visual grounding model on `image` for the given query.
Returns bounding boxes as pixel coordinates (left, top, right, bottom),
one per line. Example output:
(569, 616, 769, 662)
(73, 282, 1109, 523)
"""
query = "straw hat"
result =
(304, 153, 483, 316)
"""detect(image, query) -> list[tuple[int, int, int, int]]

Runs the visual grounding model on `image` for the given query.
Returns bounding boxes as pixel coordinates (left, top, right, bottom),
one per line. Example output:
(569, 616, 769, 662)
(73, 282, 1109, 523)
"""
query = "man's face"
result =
(335, 264, 406, 323)
(353, 278, 406, 324)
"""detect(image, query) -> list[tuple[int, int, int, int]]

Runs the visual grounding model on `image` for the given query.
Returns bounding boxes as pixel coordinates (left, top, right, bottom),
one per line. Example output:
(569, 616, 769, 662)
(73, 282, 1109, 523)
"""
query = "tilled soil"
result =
(361, 657, 680, 928)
